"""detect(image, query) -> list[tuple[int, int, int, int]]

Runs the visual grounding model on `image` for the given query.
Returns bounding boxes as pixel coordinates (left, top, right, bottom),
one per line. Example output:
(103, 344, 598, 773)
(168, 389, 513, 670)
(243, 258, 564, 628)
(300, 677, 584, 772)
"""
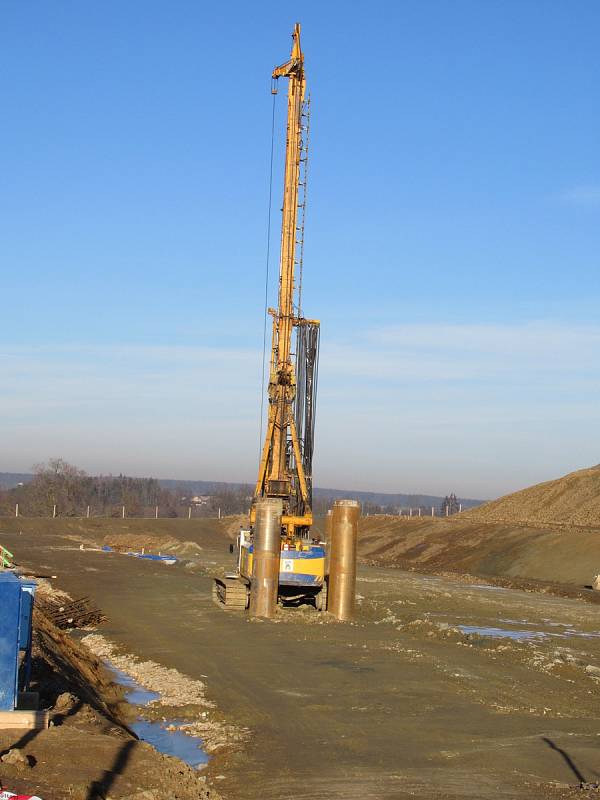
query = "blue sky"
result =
(1, 1, 599, 498)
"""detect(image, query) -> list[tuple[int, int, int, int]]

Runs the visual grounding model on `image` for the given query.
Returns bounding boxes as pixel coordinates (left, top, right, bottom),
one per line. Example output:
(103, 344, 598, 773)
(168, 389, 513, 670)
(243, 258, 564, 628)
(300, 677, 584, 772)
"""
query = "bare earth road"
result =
(4, 522, 600, 800)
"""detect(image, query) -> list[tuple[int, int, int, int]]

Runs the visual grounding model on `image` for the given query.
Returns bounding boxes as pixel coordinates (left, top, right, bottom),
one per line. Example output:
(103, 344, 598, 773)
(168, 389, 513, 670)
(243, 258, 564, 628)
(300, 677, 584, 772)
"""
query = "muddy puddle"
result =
(464, 583, 508, 592)
(459, 624, 545, 640)
(458, 623, 600, 641)
(132, 718, 208, 766)
(110, 664, 161, 704)
(108, 663, 208, 768)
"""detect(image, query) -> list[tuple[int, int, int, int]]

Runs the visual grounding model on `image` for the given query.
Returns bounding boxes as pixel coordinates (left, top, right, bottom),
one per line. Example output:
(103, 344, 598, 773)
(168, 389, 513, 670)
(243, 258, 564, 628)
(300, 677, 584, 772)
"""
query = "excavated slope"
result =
(464, 464, 600, 527)
(357, 515, 600, 586)
(355, 465, 600, 587)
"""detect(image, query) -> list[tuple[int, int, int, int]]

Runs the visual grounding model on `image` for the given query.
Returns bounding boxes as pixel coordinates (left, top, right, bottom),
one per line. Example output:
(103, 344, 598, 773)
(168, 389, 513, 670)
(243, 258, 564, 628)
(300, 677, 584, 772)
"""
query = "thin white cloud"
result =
(0, 343, 263, 417)
(2, 323, 599, 496)
(322, 321, 600, 380)
(559, 185, 600, 206)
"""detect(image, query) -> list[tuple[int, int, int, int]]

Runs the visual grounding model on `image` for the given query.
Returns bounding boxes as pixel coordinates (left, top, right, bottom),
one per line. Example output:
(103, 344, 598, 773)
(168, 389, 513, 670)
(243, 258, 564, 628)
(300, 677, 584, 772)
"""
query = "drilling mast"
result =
(213, 25, 326, 612)
(253, 23, 320, 540)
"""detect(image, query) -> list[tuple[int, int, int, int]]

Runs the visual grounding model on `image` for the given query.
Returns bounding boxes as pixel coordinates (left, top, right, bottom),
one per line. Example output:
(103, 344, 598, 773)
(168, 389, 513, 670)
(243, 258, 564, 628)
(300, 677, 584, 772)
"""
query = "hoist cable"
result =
(258, 91, 277, 463)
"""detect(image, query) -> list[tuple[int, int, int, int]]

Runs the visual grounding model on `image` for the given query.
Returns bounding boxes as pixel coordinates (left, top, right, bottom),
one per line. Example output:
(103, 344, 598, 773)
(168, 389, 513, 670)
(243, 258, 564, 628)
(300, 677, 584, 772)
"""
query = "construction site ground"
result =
(2, 517, 600, 800)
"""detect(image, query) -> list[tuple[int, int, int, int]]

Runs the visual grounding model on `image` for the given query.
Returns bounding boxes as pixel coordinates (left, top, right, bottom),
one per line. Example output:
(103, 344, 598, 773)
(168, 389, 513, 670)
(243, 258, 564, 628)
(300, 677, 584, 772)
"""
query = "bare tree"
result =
(28, 459, 89, 516)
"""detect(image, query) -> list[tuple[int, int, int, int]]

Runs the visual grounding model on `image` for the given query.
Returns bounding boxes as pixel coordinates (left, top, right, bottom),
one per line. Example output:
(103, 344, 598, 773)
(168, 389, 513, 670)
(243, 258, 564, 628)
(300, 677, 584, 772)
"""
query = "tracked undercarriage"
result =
(212, 575, 249, 610)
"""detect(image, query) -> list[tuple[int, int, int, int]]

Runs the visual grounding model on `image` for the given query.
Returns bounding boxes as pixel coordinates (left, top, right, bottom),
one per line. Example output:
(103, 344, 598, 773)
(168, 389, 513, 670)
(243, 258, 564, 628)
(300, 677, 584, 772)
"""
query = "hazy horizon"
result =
(0, 462, 487, 502)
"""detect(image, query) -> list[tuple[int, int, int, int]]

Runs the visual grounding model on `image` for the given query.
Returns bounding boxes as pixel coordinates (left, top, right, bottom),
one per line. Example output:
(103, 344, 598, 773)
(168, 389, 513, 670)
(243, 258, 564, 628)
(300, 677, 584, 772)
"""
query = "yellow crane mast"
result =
(252, 23, 319, 540)
(214, 24, 325, 612)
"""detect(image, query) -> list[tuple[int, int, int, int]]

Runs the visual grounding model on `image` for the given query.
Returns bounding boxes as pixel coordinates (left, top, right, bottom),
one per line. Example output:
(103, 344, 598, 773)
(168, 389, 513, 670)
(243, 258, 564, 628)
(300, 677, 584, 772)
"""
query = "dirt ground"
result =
(2, 517, 600, 799)
(0, 564, 218, 800)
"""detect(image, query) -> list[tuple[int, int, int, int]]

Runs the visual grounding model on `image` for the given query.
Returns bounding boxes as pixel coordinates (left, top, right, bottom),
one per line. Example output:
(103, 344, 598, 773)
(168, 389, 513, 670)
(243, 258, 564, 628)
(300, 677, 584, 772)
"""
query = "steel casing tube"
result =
(328, 499, 360, 620)
(249, 498, 283, 618)
(324, 509, 333, 580)
(325, 509, 332, 539)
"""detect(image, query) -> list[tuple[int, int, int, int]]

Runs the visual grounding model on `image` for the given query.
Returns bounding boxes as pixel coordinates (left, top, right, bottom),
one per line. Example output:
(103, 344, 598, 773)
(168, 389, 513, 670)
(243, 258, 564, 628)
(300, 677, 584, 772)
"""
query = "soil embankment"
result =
(356, 463, 600, 589)
(464, 464, 600, 527)
(357, 515, 600, 590)
(0, 516, 230, 550)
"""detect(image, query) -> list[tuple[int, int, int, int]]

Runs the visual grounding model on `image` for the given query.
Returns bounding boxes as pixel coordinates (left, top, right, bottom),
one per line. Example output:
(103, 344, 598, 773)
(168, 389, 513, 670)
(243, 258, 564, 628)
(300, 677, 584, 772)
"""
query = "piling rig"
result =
(214, 23, 326, 611)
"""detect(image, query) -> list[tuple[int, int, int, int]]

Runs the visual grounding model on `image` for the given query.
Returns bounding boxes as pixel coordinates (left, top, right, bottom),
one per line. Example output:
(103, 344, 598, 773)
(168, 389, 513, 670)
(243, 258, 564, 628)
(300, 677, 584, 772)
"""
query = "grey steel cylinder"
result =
(249, 498, 283, 618)
(328, 499, 360, 620)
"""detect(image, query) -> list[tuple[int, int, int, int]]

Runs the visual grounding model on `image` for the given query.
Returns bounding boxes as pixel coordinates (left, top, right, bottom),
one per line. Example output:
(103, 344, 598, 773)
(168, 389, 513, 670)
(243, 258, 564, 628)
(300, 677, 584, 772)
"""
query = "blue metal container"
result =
(0, 572, 37, 711)
(18, 579, 37, 688)
(19, 581, 36, 646)
(0, 573, 21, 710)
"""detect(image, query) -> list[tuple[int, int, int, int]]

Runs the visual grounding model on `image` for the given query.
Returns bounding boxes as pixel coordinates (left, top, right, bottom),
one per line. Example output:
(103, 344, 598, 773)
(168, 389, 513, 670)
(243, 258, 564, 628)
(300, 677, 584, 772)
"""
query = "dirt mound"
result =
(465, 465, 600, 527)
(357, 515, 600, 590)
(222, 514, 247, 539)
(354, 467, 600, 589)
(102, 533, 203, 558)
(33, 607, 131, 723)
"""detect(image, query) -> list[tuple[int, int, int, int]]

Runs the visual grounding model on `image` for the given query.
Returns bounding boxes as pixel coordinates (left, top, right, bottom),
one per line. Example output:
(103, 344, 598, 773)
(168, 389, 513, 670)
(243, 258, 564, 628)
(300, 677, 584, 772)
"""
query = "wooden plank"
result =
(0, 710, 48, 730)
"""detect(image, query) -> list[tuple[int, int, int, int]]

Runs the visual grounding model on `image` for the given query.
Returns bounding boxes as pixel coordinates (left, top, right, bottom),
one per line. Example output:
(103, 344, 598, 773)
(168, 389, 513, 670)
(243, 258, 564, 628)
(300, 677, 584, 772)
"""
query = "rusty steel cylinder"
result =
(249, 498, 283, 618)
(325, 509, 333, 539)
(327, 499, 360, 620)
(324, 509, 333, 577)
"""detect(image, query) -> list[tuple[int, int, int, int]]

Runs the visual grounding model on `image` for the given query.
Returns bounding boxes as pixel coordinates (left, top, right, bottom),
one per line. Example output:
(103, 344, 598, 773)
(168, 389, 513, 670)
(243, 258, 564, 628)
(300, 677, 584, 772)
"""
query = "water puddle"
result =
(110, 665, 161, 705)
(458, 624, 600, 641)
(108, 663, 208, 768)
(464, 584, 507, 592)
(132, 719, 208, 768)
(459, 625, 546, 641)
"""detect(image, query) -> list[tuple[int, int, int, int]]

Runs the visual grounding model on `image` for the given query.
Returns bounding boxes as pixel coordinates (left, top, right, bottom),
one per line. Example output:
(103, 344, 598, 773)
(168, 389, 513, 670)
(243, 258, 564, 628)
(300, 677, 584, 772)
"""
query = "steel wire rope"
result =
(258, 91, 278, 464)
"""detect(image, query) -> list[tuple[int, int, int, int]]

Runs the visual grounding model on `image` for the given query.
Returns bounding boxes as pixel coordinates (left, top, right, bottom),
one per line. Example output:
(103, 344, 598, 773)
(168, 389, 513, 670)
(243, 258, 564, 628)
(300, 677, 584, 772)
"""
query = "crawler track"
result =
(212, 576, 249, 610)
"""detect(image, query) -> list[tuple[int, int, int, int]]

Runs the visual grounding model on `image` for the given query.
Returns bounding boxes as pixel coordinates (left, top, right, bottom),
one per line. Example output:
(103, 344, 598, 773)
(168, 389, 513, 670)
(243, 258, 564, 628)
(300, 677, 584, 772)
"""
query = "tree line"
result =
(0, 459, 455, 519)
(0, 459, 253, 518)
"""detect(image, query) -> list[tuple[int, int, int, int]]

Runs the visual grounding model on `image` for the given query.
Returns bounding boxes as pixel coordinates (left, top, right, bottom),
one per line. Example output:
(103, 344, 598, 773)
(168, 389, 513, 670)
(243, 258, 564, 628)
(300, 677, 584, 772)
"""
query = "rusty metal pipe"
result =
(327, 499, 360, 620)
(324, 509, 333, 582)
(325, 509, 332, 539)
(249, 498, 282, 618)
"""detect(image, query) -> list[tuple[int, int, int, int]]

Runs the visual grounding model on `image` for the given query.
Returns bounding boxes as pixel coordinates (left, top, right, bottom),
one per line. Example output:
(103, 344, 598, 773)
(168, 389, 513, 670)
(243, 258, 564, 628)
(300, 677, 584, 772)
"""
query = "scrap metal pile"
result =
(35, 595, 106, 630)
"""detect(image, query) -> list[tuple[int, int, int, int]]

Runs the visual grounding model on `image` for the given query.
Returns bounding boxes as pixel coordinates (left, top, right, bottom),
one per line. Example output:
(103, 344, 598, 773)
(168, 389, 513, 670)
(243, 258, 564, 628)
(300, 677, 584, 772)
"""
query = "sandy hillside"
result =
(464, 464, 600, 527)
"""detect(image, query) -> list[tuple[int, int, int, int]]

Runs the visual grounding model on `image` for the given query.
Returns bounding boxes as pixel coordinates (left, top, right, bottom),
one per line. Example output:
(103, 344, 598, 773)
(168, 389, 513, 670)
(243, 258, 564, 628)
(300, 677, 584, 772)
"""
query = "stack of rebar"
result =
(36, 596, 106, 629)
